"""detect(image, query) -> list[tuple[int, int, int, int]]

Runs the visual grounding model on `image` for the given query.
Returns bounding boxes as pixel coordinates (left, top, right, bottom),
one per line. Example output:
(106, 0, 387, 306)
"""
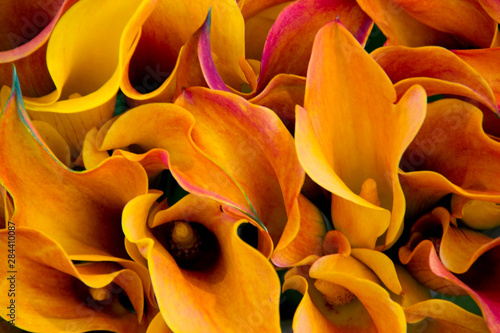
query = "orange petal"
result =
(81, 127, 110, 169)
(249, 73, 305, 134)
(451, 195, 500, 229)
(0, 0, 77, 97)
(256, 0, 372, 91)
(399, 209, 500, 332)
(4, 0, 155, 156)
(388, 0, 495, 48)
(372, 45, 498, 113)
(356, 0, 461, 47)
(124, 193, 281, 332)
(31, 119, 71, 167)
(400, 98, 500, 219)
(124, 0, 245, 101)
(146, 313, 173, 333)
(295, 21, 427, 248)
(405, 299, 489, 332)
(0, 227, 148, 332)
(175, 88, 305, 248)
(0, 74, 149, 257)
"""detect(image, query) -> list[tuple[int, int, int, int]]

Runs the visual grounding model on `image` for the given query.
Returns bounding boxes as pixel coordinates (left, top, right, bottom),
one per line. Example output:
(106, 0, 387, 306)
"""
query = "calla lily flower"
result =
(199, 0, 372, 95)
(371, 45, 499, 115)
(294, 20, 427, 249)
(283, 230, 406, 332)
(400, 98, 500, 220)
(122, 0, 247, 104)
(399, 207, 500, 332)
(96, 87, 326, 266)
(123, 192, 281, 332)
(1, 0, 156, 157)
(0, 71, 149, 259)
(0, 0, 77, 97)
(356, 0, 497, 48)
(0, 227, 151, 332)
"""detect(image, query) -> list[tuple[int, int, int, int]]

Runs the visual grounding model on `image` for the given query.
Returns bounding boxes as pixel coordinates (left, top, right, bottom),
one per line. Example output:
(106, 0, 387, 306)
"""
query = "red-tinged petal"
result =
(126, 194, 281, 332)
(5, 0, 156, 155)
(175, 88, 305, 247)
(309, 255, 406, 332)
(356, 0, 460, 47)
(0, 0, 77, 97)
(295, 21, 426, 248)
(389, 0, 495, 48)
(405, 299, 489, 333)
(249, 73, 305, 134)
(0, 227, 148, 332)
(257, 0, 372, 91)
(244, 3, 290, 62)
(97, 103, 250, 223)
(453, 48, 500, 113)
(125, 0, 246, 101)
(0, 77, 149, 257)
(400, 99, 500, 218)
(372, 46, 498, 113)
(478, 0, 500, 23)
(400, 232, 500, 332)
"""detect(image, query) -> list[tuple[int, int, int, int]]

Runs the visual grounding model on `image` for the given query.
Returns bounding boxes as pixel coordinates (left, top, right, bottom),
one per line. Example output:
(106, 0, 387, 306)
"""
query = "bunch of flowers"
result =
(1, 0, 500, 332)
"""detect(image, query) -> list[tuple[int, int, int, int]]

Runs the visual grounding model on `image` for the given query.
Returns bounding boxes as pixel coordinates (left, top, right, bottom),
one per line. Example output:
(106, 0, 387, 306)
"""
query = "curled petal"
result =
(0, 0, 77, 97)
(0, 74, 149, 257)
(372, 46, 498, 114)
(256, 0, 372, 91)
(124, 194, 281, 332)
(400, 99, 500, 219)
(0, 227, 148, 332)
(295, 21, 426, 248)
(386, 0, 495, 48)
(406, 299, 489, 332)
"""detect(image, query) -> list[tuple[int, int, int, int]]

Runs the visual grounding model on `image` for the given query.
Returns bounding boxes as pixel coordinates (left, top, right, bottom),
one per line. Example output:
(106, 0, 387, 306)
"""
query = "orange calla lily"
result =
(198, 0, 372, 96)
(399, 207, 500, 332)
(0, 227, 151, 332)
(356, 0, 496, 48)
(283, 230, 406, 332)
(96, 87, 326, 266)
(0, 71, 149, 258)
(122, 0, 247, 104)
(400, 98, 500, 220)
(371, 45, 499, 114)
(123, 192, 281, 332)
(0, 0, 77, 97)
(294, 20, 427, 249)
(1, 0, 156, 157)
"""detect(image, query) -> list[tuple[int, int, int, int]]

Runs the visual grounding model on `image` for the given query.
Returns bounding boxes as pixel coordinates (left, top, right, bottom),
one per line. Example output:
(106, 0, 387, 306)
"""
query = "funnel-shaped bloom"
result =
(356, 0, 497, 48)
(122, 0, 247, 104)
(0, 227, 151, 332)
(0, 71, 149, 258)
(97, 87, 326, 265)
(0, 0, 77, 97)
(400, 98, 500, 220)
(372, 45, 499, 115)
(295, 21, 427, 249)
(1, 0, 156, 157)
(283, 230, 406, 332)
(123, 192, 281, 332)
(399, 207, 500, 332)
